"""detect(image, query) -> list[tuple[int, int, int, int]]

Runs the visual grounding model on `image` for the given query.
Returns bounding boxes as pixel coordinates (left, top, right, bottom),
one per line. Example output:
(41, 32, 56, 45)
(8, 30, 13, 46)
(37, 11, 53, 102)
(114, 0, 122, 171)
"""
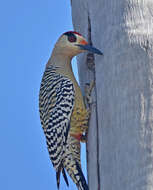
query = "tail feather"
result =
(56, 166, 69, 189)
(62, 168, 69, 187)
(56, 168, 61, 189)
(64, 158, 88, 190)
(75, 161, 88, 190)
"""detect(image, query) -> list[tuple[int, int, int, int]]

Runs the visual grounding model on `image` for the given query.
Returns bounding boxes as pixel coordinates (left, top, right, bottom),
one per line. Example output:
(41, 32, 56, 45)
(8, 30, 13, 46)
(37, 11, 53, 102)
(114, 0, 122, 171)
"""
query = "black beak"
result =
(76, 44, 103, 55)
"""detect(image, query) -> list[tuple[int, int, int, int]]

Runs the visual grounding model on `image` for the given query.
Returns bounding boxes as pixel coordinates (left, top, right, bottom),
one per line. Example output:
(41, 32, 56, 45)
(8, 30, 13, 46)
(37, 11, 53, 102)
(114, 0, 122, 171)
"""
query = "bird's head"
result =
(54, 31, 103, 58)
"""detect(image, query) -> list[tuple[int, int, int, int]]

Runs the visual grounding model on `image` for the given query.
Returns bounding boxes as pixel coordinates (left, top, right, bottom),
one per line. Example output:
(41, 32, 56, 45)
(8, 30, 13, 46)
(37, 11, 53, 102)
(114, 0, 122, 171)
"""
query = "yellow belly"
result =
(69, 97, 89, 137)
(58, 71, 89, 140)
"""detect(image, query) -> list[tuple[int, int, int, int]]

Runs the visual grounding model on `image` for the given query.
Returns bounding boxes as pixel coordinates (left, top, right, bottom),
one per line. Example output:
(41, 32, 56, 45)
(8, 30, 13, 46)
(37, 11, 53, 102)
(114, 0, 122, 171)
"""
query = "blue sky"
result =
(0, 1, 86, 190)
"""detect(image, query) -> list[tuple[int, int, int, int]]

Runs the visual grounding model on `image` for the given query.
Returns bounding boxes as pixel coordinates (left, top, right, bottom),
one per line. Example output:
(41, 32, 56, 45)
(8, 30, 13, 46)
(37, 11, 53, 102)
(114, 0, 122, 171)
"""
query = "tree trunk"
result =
(71, 0, 153, 190)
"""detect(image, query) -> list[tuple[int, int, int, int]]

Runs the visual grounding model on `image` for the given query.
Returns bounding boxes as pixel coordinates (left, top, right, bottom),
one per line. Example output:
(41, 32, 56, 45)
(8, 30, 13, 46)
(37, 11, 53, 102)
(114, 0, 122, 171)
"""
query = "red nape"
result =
(63, 31, 82, 36)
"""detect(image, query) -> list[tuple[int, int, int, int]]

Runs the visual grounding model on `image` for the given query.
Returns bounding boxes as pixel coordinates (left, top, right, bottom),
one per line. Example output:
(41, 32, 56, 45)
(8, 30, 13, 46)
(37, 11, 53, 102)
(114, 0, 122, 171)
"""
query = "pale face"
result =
(54, 31, 103, 58)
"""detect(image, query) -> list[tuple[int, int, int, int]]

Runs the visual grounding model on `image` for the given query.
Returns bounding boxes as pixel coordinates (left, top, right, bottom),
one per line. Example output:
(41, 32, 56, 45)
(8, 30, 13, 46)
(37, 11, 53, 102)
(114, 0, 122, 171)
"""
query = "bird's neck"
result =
(46, 49, 75, 79)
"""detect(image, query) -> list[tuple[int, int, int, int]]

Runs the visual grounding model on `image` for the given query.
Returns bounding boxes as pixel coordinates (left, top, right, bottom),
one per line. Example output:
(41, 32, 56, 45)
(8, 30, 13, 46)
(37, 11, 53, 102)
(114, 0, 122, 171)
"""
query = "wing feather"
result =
(39, 67, 75, 169)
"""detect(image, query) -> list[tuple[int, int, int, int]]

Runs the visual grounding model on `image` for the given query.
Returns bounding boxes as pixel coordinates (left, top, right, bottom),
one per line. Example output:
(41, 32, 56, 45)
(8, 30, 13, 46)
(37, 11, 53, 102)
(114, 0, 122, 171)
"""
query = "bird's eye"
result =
(63, 32, 77, 43)
(68, 35, 77, 43)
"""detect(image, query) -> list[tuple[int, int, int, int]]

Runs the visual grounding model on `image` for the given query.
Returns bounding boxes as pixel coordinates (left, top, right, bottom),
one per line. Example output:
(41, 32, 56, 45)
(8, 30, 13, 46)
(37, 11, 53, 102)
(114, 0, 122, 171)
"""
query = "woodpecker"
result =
(39, 31, 102, 190)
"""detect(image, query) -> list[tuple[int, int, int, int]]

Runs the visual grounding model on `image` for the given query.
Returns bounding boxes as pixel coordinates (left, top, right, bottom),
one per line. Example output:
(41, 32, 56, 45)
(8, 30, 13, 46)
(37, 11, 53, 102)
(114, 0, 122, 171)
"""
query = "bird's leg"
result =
(80, 133, 87, 143)
(84, 80, 95, 110)
(81, 80, 95, 142)
(80, 124, 89, 143)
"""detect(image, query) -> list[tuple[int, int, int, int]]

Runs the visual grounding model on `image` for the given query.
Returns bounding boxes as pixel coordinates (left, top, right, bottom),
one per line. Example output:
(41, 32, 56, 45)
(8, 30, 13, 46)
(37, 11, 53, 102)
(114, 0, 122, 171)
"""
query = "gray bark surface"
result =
(71, 0, 153, 190)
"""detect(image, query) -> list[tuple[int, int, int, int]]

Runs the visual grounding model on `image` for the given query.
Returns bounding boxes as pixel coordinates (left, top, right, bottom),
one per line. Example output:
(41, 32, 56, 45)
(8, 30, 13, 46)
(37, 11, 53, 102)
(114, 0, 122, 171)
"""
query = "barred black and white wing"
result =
(39, 66, 75, 170)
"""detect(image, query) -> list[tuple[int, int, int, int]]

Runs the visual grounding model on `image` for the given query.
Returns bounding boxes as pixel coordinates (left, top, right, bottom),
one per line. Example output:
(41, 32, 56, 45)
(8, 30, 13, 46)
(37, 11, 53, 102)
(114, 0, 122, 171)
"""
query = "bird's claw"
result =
(84, 80, 95, 109)
(80, 133, 88, 143)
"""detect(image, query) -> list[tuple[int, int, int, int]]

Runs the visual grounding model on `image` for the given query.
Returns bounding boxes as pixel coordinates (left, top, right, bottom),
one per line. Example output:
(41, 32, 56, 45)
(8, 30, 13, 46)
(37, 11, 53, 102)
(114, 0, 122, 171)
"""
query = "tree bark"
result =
(71, 0, 153, 190)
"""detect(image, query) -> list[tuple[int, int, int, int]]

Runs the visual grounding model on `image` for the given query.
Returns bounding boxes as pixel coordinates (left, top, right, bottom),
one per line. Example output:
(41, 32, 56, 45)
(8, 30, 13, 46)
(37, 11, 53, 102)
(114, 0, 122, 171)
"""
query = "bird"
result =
(39, 31, 103, 190)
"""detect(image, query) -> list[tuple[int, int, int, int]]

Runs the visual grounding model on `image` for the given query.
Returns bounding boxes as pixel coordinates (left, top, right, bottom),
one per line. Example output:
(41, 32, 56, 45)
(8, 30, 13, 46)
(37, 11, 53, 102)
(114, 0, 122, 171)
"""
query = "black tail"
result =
(75, 161, 88, 190)
(62, 168, 69, 186)
(56, 168, 61, 189)
(56, 166, 69, 189)
(64, 158, 88, 190)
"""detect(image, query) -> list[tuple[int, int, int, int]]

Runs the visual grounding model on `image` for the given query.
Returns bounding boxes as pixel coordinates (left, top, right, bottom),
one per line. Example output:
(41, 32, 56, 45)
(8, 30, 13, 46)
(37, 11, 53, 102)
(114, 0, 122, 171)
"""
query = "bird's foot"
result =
(80, 132, 88, 143)
(84, 80, 95, 109)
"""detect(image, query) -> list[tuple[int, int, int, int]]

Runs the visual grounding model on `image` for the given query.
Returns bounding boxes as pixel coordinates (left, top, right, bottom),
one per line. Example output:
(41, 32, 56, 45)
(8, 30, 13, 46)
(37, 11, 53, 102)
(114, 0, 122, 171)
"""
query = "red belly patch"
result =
(71, 133, 82, 141)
